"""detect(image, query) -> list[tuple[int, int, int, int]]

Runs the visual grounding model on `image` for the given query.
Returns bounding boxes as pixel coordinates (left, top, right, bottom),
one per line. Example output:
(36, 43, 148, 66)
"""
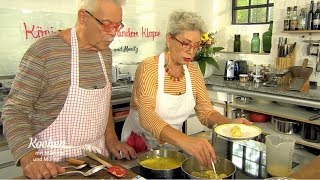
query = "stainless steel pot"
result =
(138, 149, 186, 179)
(273, 117, 301, 134)
(181, 156, 236, 179)
(300, 123, 320, 143)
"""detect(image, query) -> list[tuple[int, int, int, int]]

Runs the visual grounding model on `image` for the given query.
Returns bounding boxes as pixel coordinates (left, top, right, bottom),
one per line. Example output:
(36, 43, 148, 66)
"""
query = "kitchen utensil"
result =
(138, 149, 186, 179)
(210, 159, 218, 179)
(214, 123, 262, 140)
(273, 117, 301, 134)
(266, 135, 296, 177)
(62, 164, 88, 170)
(309, 114, 320, 121)
(181, 156, 236, 179)
(234, 96, 254, 105)
(66, 158, 105, 170)
(84, 150, 128, 177)
(300, 123, 320, 143)
(250, 113, 271, 122)
(58, 165, 105, 177)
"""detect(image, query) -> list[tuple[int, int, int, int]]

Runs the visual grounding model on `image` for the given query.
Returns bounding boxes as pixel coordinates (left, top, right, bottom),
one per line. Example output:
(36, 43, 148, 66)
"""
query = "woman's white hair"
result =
(167, 9, 207, 36)
(77, 0, 126, 12)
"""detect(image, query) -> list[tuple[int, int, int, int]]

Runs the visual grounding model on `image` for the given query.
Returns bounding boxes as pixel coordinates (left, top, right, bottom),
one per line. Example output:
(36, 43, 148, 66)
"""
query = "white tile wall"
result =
(0, 0, 318, 84)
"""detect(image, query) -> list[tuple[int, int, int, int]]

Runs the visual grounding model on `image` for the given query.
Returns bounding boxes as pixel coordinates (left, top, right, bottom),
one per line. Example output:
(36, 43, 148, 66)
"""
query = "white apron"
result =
(34, 28, 111, 162)
(121, 52, 196, 149)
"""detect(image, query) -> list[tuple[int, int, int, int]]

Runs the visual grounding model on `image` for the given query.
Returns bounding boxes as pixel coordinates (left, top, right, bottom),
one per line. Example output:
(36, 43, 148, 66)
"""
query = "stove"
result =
(129, 135, 300, 179)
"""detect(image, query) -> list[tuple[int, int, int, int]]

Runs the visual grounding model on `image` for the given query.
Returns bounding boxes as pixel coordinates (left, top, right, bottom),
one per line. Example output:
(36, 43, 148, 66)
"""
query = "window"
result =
(232, 0, 274, 25)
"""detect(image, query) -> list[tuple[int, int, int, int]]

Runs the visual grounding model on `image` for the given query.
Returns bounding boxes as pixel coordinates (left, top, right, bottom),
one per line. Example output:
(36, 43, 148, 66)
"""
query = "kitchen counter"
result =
(14, 153, 139, 179)
(205, 75, 320, 108)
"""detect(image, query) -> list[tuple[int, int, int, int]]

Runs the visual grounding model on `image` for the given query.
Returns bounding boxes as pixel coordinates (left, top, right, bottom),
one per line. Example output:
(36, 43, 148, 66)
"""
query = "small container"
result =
(239, 74, 249, 82)
(253, 74, 262, 83)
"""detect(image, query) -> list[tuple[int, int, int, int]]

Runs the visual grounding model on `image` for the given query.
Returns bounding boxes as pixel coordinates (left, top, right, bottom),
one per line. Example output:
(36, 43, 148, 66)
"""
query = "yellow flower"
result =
(201, 33, 209, 41)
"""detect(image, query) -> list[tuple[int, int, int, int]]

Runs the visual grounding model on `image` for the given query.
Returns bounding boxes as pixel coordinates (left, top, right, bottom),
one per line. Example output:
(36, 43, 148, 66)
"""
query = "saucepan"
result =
(138, 149, 187, 179)
(181, 156, 236, 179)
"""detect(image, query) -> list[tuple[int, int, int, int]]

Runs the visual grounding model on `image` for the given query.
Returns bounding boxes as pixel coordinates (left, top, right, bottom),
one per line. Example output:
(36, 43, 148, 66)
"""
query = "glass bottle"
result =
(262, 21, 273, 53)
(290, 6, 298, 30)
(298, 8, 307, 30)
(251, 33, 260, 53)
(307, 0, 315, 30)
(234, 34, 241, 52)
(284, 7, 292, 31)
(313, 1, 320, 30)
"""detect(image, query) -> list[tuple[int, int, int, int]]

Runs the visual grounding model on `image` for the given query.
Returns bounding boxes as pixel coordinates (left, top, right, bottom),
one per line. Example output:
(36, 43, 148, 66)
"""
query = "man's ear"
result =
(78, 10, 86, 25)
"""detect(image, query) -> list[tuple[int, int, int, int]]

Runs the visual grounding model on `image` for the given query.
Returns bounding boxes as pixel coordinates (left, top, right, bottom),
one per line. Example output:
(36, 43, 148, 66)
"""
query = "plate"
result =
(214, 124, 262, 140)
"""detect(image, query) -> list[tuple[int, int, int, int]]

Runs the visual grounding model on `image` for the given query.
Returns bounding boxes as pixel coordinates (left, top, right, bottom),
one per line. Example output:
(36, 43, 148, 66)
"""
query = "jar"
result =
(239, 74, 249, 82)
(260, 64, 271, 82)
(248, 64, 256, 81)
(234, 34, 241, 52)
(253, 74, 262, 83)
(251, 33, 260, 53)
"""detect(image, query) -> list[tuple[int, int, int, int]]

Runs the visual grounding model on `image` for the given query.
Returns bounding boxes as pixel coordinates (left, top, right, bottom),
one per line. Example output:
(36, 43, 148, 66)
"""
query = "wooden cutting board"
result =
(14, 154, 139, 179)
(288, 156, 320, 179)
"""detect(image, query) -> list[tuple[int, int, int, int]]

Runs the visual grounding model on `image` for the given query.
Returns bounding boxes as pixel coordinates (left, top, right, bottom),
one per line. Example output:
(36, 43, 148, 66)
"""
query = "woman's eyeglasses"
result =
(171, 36, 201, 50)
(85, 10, 124, 32)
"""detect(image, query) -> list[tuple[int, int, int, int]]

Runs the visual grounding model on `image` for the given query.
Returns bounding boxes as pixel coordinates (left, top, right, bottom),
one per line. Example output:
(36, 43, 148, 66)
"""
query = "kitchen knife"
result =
(84, 150, 128, 177)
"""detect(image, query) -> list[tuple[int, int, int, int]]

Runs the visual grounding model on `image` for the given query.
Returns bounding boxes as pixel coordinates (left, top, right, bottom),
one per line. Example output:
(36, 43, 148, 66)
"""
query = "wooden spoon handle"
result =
(84, 150, 113, 168)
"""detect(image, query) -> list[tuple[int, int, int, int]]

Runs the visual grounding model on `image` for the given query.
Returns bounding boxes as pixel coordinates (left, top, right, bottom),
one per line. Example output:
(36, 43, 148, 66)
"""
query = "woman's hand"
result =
(178, 136, 216, 167)
(20, 151, 65, 179)
(233, 117, 252, 125)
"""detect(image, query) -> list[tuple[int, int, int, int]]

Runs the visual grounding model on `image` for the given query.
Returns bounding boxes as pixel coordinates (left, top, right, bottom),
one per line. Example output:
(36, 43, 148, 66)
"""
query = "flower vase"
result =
(262, 21, 273, 53)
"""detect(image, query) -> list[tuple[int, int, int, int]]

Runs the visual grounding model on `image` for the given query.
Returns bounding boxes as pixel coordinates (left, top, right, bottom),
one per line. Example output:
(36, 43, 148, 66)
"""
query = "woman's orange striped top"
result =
(130, 55, 217, 141)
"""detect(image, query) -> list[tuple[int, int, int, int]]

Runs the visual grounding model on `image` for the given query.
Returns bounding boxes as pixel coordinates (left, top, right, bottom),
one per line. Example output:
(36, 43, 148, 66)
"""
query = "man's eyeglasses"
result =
(85, 10, 124, 32)
(171, 36, 202, 50)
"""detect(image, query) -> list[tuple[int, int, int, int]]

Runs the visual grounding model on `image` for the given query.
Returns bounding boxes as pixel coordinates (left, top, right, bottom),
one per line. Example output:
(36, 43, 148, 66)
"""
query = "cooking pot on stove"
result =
(138, 149, 186, 179)
(181, 156, 236, 179)
(300, 123, 320, 143)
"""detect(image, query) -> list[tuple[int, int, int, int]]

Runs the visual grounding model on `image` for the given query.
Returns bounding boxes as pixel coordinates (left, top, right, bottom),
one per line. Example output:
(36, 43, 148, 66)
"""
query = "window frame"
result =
(232, 0, 274, 25)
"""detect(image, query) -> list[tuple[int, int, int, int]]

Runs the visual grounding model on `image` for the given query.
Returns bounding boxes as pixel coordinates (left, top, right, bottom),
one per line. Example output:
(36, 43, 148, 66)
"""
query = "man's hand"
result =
(20, 151, 65, 179)
(106, 138, 137, 160)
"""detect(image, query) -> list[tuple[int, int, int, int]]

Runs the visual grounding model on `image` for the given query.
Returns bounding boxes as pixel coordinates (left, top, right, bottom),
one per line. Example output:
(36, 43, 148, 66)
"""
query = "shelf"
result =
(254, 122, 320, 150)
(216, 51, 270, 55)
(229, 101, 320, 126)
(113, 115, 128, 122)
(282, 30, 320, 34)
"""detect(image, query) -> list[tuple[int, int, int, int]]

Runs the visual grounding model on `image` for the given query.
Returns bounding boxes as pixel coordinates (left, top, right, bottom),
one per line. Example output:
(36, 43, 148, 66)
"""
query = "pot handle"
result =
(309, 114, 320, 121)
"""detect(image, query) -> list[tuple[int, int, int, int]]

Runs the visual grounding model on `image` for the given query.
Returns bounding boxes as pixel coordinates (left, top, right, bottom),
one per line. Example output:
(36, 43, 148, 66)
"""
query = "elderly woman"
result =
(121, 10, 251, 167)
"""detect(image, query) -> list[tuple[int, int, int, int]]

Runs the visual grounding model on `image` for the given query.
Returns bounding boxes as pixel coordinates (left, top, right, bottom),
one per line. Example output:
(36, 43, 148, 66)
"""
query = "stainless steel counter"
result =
(205, 75, 320, 109)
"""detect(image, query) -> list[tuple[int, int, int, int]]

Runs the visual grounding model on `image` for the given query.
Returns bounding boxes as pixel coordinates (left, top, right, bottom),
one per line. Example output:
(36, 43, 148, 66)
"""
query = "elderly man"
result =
(2, 0, 136, 179)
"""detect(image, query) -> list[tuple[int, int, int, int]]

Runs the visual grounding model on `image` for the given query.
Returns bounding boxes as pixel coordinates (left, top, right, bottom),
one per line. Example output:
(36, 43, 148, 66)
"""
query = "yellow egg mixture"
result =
(230, 125, 242, 137)
(140, 157, 181, 170)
